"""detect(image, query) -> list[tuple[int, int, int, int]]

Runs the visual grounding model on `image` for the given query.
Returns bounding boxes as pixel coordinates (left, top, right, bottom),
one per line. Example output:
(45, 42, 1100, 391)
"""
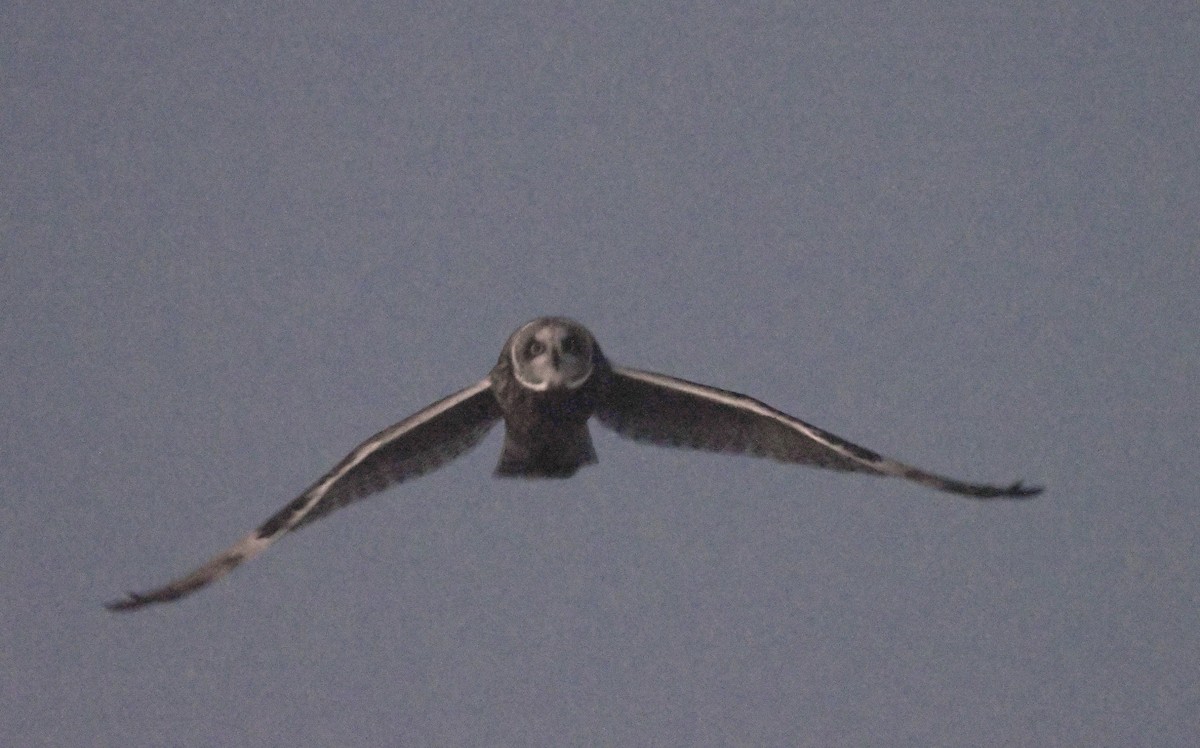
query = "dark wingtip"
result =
(105, 592, 151, 612)
(1001, 480, 1044, 498)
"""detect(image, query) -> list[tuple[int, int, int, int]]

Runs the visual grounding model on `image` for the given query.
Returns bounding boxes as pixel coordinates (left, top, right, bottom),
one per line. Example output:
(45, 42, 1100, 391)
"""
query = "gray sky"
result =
(4, 3, 1197, 746)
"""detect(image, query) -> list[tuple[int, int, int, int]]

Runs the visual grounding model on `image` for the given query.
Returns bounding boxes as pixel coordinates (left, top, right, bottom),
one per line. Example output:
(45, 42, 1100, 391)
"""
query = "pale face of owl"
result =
(508, 317, 595, 392)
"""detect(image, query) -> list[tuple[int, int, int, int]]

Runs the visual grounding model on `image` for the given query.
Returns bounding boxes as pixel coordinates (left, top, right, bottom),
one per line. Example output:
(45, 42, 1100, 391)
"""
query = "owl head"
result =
(505, 317, 596, 392)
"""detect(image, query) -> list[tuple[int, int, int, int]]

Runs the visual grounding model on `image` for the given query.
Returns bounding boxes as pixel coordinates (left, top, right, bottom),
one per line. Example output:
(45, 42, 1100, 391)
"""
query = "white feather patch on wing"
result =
(603, 367, 1041, 499)
(106, 378, 498, 611)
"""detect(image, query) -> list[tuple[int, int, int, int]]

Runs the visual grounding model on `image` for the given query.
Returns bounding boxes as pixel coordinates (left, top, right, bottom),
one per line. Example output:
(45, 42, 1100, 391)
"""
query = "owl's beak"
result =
(540, 350, 572, 390)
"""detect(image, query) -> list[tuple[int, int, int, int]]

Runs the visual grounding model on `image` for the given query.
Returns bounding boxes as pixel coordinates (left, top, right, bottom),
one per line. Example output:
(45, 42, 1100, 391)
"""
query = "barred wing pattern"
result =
(596, 367, 1040, 499)
(107, 379, 501, 611)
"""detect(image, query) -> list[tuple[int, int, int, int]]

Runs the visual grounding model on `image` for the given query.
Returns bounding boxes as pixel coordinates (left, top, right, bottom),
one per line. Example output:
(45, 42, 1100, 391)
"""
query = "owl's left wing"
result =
(107, 378, 501, 611)
(595, 367, 1040, 499)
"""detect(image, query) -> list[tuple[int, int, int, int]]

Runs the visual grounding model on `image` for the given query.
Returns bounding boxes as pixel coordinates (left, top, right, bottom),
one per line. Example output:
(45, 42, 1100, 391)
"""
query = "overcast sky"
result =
(4, 3, 1197, 746)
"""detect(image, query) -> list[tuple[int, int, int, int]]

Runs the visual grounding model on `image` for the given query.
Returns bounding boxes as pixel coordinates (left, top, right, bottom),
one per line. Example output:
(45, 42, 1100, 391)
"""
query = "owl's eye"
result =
(527, 340, 545, 357)
(561, 336, 579, 355)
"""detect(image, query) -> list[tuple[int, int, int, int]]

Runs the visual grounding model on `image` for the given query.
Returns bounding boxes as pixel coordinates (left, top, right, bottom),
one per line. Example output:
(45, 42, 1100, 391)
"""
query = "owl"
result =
(108, 317, 1040, 610)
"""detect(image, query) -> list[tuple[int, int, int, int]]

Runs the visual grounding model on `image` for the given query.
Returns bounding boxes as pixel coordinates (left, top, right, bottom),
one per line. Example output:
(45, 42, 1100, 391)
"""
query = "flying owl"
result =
(107, 317, 1040, 610)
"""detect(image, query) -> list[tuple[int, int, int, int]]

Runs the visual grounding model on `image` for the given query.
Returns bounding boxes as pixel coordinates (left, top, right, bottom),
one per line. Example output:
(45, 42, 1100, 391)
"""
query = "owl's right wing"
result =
(596, 367, 1041, 500)
(107, 378, 502, 611)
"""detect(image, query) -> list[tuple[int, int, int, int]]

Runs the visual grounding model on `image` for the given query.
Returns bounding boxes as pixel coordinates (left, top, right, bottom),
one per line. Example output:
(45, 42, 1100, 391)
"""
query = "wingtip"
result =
(105, 592, 151, 612)
(1003, 480, 1044, 498)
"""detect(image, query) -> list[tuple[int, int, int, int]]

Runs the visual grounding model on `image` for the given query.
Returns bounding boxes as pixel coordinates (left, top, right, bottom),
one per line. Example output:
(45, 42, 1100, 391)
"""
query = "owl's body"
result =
(108, 317, 1041, 611)
(489, 318, 608, 477)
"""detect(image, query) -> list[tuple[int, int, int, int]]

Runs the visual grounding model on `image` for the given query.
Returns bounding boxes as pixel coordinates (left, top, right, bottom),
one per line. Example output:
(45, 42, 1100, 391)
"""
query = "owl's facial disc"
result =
(510, 319, 595, 392)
